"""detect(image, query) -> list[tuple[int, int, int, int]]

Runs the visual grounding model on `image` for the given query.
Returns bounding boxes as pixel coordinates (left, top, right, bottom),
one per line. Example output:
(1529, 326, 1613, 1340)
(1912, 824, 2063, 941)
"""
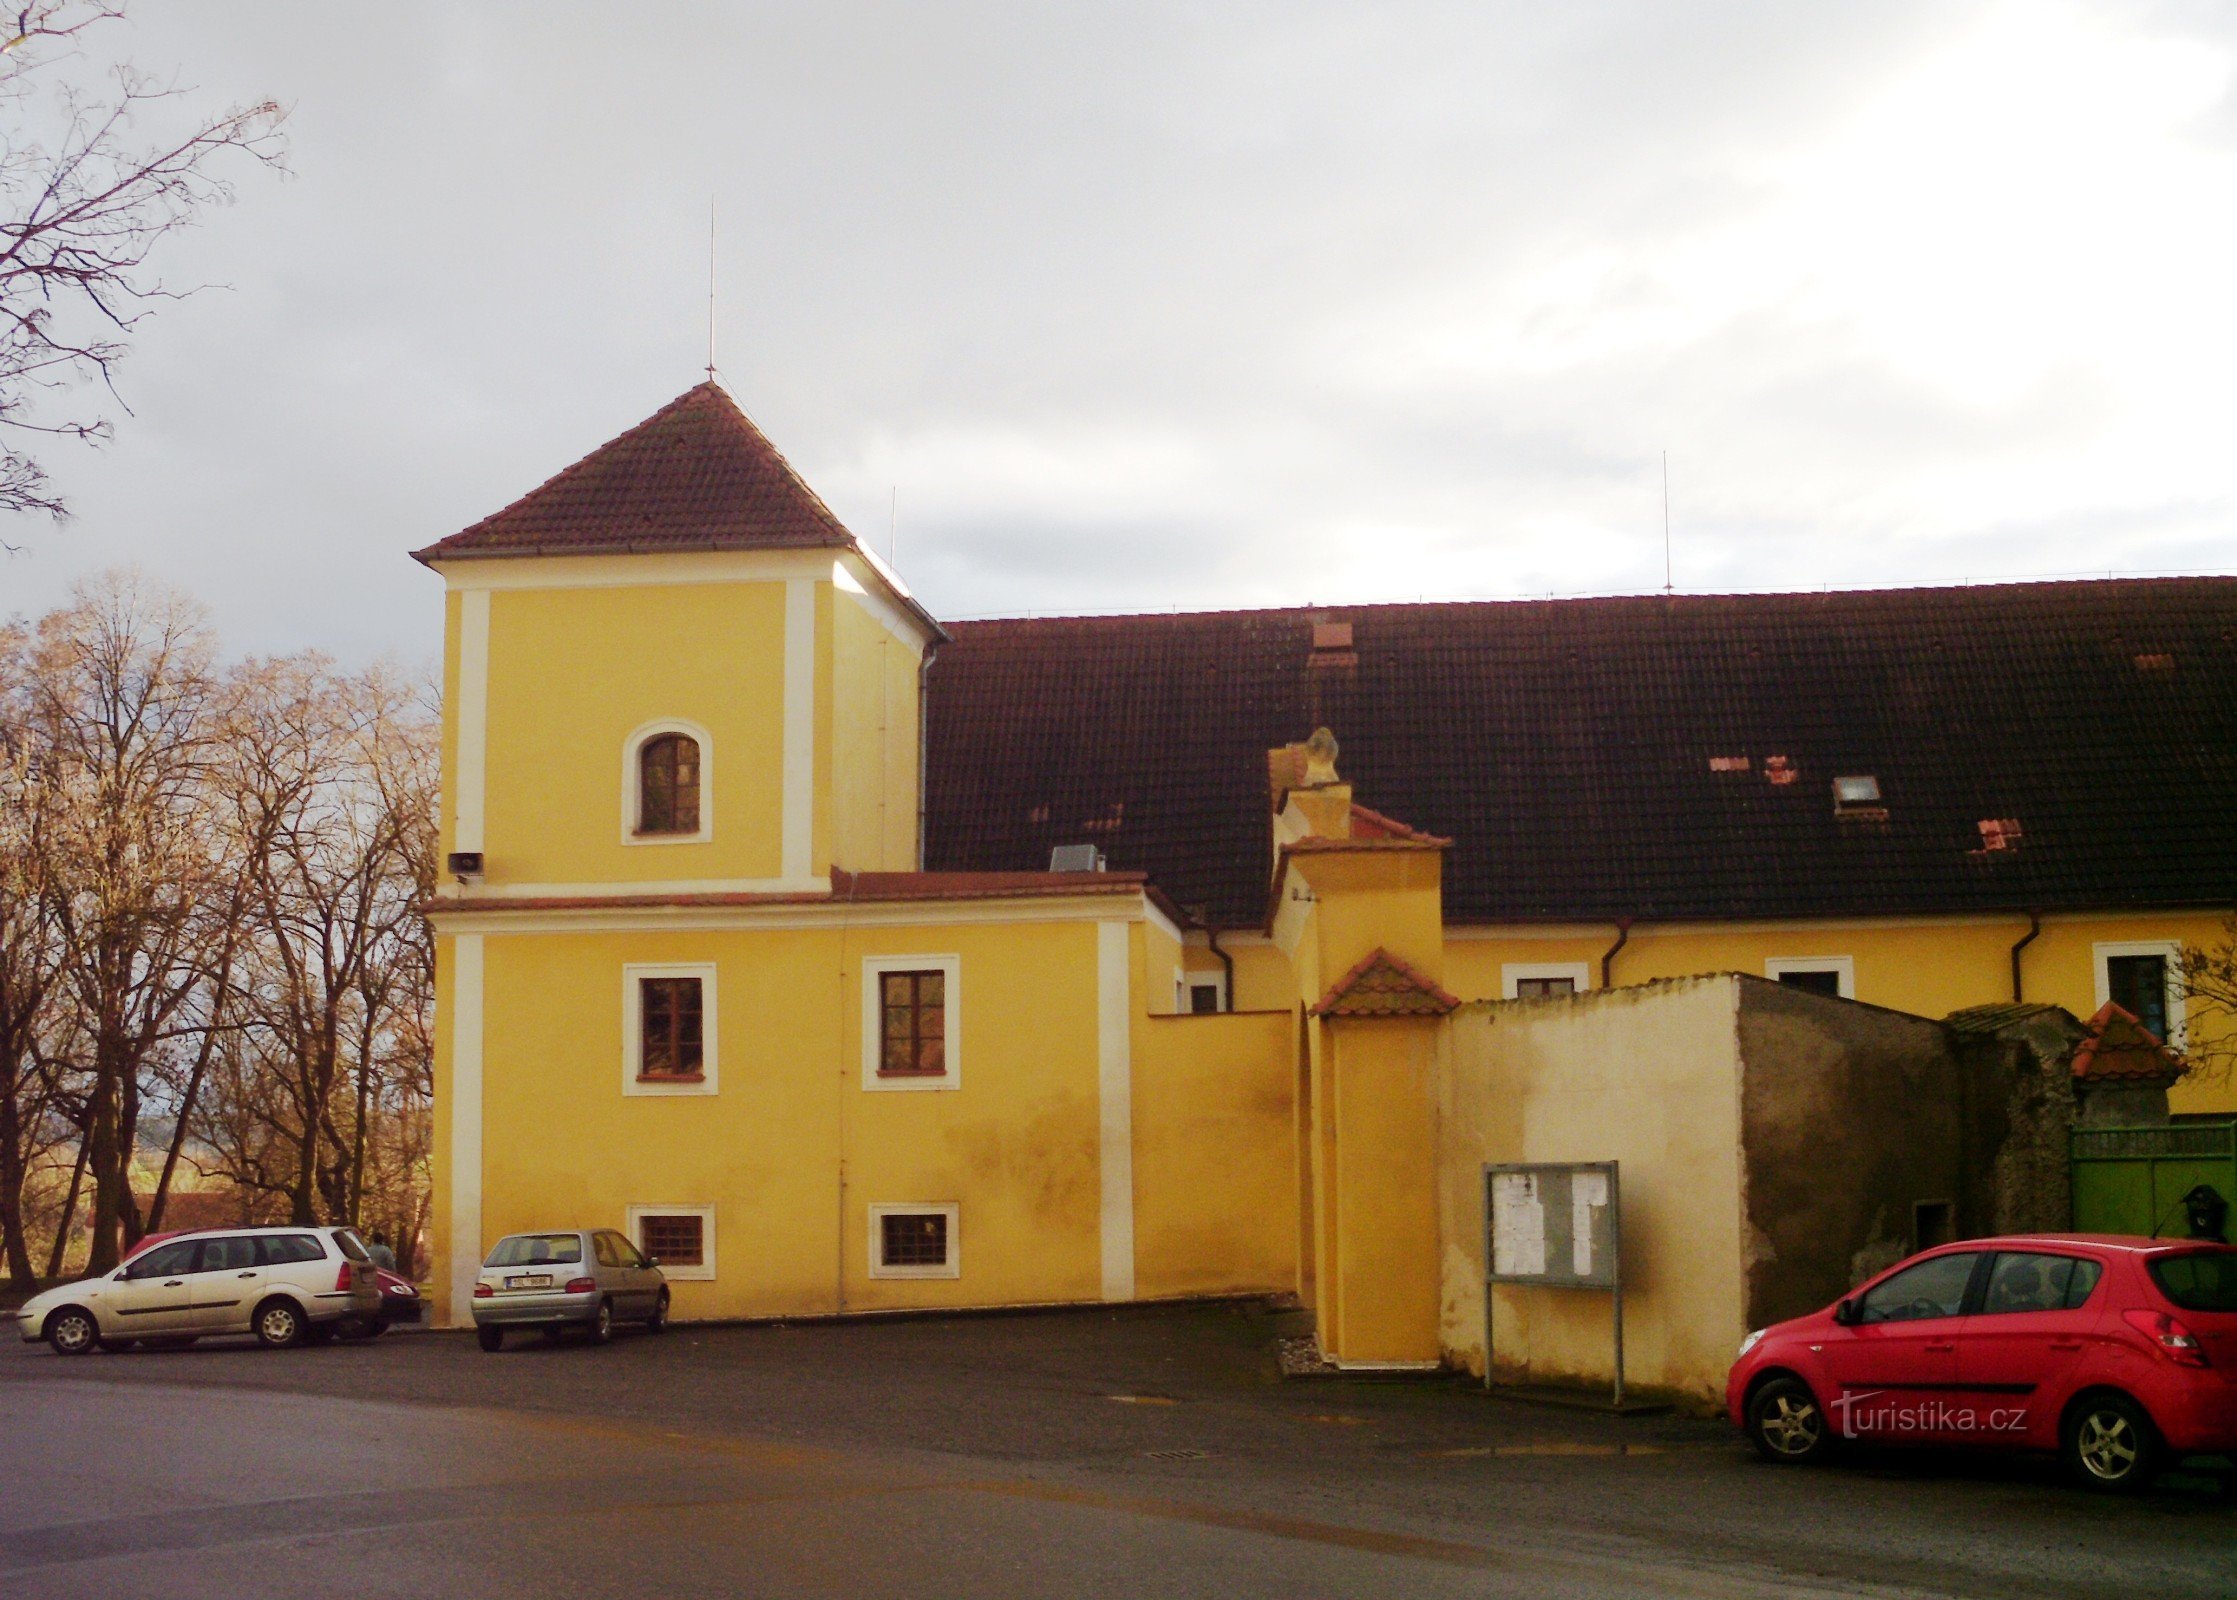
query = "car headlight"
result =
(1738, 1328, 1767, 1359)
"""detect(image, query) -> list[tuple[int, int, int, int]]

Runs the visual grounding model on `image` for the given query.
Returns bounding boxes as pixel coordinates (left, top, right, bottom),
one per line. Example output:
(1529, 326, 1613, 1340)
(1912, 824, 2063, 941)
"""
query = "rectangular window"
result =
(1765, 957, 1855, 999)
(626, 1205, 715, 1280)
(879, 970, 946, 1076)
(1501, 963, 1591, 1000)
(640, 977, 704, 1080)
(861, 956, 961, 1091)
(1188, 981, 1222, 1014)
(1514, 976, 1576, 999)
(868, 1203, 960, 1279)
(2094, 941, 2183, 1047)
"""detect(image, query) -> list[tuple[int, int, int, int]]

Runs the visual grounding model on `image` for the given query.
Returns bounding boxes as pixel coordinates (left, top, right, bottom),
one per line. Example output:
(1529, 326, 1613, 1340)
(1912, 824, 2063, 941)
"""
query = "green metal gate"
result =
(2070, 1122, 2237, 1236)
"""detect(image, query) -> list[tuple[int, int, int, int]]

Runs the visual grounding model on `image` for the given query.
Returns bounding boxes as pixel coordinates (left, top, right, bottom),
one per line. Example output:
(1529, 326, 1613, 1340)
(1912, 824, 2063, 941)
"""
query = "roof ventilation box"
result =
(1049, 844, 1107, 873)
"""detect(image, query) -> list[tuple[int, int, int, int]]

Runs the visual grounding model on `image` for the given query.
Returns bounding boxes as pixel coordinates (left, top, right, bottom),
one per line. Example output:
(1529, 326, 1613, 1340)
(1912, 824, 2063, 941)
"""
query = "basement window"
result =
(870, 1204, 959, 1279)
(627, 1205, 714, 1280)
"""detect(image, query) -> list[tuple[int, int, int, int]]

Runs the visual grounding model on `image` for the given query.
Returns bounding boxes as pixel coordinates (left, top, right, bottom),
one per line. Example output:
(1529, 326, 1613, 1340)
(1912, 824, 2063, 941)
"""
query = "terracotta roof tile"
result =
(924, 579, 2237, 926)
(413, 383, 858, 563)
(1311, 948, 1460, 1018)
(2071, 1003, 2189, 1083)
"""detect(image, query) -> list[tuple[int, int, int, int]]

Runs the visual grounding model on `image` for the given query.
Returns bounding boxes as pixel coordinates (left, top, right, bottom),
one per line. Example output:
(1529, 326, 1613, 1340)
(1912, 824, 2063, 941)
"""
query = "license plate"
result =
(507, 1274, 551, 1290)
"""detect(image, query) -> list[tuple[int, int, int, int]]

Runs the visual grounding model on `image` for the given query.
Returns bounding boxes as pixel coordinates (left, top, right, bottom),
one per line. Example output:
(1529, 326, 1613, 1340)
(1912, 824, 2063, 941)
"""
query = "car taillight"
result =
(472, 1283, 493, 1298)
(564, 1277, 597, 1295)
(336, 1262, 355, 1292)
(2123, 1308, 2209, 1367)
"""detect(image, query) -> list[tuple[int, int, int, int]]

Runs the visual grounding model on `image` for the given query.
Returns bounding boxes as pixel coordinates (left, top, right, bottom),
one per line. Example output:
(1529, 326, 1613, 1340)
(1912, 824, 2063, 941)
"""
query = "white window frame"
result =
(625, 1204, 715, 1281)
(2093, 940, 2185, 1047)
(1765, 956, 1855, 1000)
(622, 962, 719, 1096)
(1175, 970, 1229, 1014)
(861, 954, 961, 1091)
(1501, 961, 1592, 999)
(868, 1202, 960, 1280)
(621, 718, 715, 846)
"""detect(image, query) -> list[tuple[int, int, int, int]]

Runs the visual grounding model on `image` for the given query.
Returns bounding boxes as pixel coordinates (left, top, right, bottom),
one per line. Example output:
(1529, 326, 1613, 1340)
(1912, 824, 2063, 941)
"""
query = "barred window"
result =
(637, 733, 701, 835)
(880, 1211, 948, 1269)
(879, 970, 946, 1077)
(640, 977, 703, 1080)
(639, 1213, 704, 1268)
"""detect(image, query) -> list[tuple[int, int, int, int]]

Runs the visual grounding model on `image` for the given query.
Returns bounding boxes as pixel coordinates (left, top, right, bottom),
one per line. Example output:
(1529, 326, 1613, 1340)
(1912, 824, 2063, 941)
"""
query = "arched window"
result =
(636, 733, 701, 836)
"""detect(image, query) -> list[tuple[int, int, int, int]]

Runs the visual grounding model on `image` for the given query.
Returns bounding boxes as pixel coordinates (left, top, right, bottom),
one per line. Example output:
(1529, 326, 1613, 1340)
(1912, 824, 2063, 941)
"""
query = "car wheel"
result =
(253, 1298, 305, 1349)
(646, 1289, 669, 1333)
(2063, 1393, 2160, 1493)
(477, 1324, 505, 1353)
(589, 1299, 613, 1345)
(44, 1308, 99, 1356)
(1746, 1375, 1833, 1465)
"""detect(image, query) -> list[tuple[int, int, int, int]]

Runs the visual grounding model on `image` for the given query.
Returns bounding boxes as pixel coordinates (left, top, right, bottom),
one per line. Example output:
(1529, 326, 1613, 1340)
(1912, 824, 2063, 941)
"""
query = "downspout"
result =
(915, 638, 941, 871)
(2009, 910, 2041, 1003)
(1599, 917, 1633, 989)
(1208, 926, 1236, 1013)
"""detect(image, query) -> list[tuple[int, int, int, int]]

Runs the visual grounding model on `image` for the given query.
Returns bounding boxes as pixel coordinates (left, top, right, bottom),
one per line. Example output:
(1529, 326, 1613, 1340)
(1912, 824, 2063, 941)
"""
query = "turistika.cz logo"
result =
(1831, 1390, 2030, 1439)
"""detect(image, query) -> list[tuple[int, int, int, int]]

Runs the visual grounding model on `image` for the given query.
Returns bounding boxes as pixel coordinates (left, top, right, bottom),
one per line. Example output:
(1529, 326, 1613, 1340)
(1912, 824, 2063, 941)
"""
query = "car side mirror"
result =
(1833, 1298, 1860, 1326)
(644, 1257, 660, 1269)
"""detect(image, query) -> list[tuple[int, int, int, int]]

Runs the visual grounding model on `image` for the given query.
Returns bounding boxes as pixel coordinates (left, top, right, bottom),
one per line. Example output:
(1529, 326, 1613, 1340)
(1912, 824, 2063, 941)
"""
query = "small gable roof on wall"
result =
(1311, 948, 1461, 1018)
(413, 382, 859, 563)
(2070, 1003, 2188, 1085)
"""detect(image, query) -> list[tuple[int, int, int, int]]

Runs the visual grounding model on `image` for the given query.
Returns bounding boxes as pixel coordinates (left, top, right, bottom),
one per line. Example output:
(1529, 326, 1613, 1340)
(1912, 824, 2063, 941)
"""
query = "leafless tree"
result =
(2178, 920, 2237, 1089)
(0, 1, 284, 522)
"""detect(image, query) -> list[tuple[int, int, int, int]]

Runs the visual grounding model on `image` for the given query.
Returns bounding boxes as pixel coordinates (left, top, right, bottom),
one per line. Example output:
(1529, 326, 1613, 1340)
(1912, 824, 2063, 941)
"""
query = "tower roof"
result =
(412, 382, 861, 564)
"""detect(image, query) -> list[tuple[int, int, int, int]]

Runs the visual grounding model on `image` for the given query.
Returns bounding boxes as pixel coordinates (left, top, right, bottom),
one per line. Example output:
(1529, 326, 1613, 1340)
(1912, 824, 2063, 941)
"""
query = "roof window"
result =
(1832, 775, 1881, 808)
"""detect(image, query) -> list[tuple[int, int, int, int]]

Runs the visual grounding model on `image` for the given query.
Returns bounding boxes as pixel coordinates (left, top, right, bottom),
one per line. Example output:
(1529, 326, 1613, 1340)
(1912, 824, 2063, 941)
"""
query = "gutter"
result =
(1207, 926, 1235, 1013)
(1600, 918, 1633, 989)
(916, 637, 941, 870)
(2009, 910, 2041, 1003)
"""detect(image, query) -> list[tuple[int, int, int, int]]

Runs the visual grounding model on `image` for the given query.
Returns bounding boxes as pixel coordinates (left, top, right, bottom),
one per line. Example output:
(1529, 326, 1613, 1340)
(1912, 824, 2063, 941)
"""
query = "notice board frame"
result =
(1482, 1160, 1625, 1407)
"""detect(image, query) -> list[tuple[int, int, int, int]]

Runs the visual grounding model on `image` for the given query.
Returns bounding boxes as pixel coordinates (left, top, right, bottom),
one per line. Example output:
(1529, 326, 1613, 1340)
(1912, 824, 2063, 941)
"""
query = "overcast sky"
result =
(4, 1, 2235, 665)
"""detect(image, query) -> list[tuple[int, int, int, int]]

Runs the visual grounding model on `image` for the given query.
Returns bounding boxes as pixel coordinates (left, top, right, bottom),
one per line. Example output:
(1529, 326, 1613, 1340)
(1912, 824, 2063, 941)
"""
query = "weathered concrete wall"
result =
(1948, 1007, 2081, 1237)
(1735, 977, 1967, 1331)
(1439, 976, 1747, 1401)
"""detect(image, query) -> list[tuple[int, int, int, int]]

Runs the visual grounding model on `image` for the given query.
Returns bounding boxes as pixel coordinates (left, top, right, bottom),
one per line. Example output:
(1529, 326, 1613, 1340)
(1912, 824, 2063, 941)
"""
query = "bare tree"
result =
(0, 1, 284, 522)
(2178, 920, 2237, 1089)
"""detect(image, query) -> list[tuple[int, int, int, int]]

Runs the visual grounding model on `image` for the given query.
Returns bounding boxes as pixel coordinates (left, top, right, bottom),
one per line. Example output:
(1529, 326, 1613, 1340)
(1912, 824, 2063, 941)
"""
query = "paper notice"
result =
(1571, 1170, 1608, 1278)
(1492, 1172, 1546, 1277)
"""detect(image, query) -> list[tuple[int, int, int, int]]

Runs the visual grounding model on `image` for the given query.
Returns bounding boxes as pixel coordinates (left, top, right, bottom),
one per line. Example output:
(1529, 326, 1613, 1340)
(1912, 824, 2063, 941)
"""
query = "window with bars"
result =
(879, 969, 947, 1077)
(1513, 976, 1576, 1000)
(638, 1213, 704, 1268)
(879, 1211, 949, 1270)
(637, 733, 701, 835)
(639, 977, 704, 1080)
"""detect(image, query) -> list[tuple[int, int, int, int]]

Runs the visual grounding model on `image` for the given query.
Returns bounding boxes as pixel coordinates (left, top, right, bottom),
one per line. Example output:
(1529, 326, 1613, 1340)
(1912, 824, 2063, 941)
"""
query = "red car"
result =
(1727, 1234, 2237, 1491)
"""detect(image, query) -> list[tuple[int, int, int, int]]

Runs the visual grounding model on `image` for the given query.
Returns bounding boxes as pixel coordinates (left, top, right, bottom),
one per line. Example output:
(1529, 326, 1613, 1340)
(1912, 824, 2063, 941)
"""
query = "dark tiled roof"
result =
(413, 383, 858, 563)
(924, 579, 2237, 927)
(1311, 949, 1461, 1018)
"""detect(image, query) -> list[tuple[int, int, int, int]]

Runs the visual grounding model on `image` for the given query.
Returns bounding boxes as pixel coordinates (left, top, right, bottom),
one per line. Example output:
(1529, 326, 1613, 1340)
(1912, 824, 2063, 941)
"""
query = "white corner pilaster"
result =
(782, 577, 816, 882)
(453, 590, 490, 854)
(1097, 920, 1136, 1301)
(446, 933, 485, 1326)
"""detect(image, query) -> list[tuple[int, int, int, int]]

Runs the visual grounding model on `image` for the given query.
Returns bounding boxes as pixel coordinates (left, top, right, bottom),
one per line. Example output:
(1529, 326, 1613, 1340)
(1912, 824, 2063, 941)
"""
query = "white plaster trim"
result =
(834, 556, 935, 651)
(868, 1203, 960, 1279)
(1448, 908, 2235, 940)
(453, 591, 490, 855)
(434, 549, 835, 591)
(2093, 939, 2187, 1046)
(1097, 920, 1136, 1302)
(622, 963, 719, 1096)
(427, 895, 1153, 937)
(1140, 897, 1185, 949)
(620, 718, 714, 846)
(626, 1204, 716, 1281)
(1764, 956, 1856, 999)
(861, 953, 960, 1091)
(446, 934, 485, 1327)
(1500, 961, 1592, 999)
(435, 875, 829, 900)
(783, 577, 816, 882)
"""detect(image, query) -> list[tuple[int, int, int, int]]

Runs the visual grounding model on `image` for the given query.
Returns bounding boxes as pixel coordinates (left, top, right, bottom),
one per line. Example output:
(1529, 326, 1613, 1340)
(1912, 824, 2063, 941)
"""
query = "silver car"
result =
(470, 1229, 669, 1350)
(15, 1226, 383, 1354)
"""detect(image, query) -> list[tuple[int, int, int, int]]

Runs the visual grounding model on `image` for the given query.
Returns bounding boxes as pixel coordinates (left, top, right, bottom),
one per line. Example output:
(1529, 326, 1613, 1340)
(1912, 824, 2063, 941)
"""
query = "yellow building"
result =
(420, 381, 2234, 1394)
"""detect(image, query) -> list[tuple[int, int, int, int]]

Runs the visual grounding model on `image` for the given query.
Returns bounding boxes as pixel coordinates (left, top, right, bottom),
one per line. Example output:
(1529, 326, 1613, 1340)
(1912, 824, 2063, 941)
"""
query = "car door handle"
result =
(1923, 1342, 1956, 1354)
(2048, 1340, 2083, 1352)
(164, 1279, 185, 1287)
(237, 1271, 258, 1279)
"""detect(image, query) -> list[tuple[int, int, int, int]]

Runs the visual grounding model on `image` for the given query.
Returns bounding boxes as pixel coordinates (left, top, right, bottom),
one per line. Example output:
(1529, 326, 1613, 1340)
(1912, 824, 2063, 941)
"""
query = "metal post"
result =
(1609, 1162, 1624, 1410)
(1482, 1166, 1495, 1392)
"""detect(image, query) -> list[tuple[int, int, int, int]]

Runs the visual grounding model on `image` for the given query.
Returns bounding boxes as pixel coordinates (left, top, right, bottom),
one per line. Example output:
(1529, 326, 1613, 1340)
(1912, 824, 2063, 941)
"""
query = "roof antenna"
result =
(1662, 450, 1673, 595)
(705, 196, 718, 381)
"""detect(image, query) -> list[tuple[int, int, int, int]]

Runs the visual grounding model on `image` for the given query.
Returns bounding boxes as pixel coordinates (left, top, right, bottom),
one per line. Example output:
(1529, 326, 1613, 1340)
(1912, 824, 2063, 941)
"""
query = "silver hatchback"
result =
(470, 1229, 669, 1350)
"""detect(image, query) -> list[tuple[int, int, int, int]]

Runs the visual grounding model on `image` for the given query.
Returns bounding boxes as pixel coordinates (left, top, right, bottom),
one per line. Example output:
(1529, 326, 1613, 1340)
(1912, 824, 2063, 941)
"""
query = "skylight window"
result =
(1832, 775, 1882, 808)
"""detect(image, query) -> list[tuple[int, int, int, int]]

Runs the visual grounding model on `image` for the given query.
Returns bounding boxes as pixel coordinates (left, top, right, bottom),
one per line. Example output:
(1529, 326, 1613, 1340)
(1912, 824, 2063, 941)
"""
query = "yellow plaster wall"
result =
(828, 593, 922, 872)
(1132, 1011, 1298, 1298)
(1327, 1018, 1444, 1363)
(476, 582, 790, 884)
(1439, 977, 1748, 1401)
(1444, 910, 2236, 1115)
(432, 915, 1113, 1324)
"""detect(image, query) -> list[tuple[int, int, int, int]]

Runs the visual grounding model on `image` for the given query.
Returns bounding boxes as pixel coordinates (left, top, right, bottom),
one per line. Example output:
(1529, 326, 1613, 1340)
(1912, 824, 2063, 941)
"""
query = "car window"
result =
(486, 1234, 584, 1268)
(332, 1229, 372, 1263)
(593, 1232, 619, 1268)
(195, 1236, 259, 1273)
(257, 1234, 326, 1267)
(125, 1240, 198, 1279)
(2150, 1250, 2237, 1312)
(1857, 1252, 1979, 1323)
(614, 1233, 649, 1269)
(1981, 1252, 2097, 1314)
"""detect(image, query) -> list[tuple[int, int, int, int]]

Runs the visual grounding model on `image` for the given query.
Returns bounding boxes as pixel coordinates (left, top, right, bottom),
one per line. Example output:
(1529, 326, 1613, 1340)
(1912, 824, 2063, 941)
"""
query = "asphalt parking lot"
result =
(4, 1298, 2232, 1598)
